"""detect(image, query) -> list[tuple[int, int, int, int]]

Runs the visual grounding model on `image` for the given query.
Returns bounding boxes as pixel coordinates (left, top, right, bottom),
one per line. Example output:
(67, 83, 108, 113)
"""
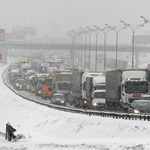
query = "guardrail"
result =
(2, 67, 150, 121)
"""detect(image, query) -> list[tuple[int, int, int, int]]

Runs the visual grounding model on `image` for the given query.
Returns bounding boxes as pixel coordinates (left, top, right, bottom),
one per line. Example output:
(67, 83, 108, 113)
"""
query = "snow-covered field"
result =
(1, 64, 150, 150)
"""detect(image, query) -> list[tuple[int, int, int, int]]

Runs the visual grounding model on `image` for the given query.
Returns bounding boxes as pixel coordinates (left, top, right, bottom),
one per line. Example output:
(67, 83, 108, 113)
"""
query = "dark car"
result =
(51, 94, 66, 106)
(13, 79, 29, 91)
(128, 100, 150, 114)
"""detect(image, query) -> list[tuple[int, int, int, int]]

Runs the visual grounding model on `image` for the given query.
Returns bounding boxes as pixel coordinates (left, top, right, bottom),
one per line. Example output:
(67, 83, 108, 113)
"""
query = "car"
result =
(13, 79, 29, 91)
(50, 94, 66, 106)
(128, 100, 150, 114)
(140, 95, 150, 100)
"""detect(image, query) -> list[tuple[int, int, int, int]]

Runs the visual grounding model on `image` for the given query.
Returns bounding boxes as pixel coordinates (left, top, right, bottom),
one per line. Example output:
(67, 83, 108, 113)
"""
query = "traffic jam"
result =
(6, 53, 150, 114)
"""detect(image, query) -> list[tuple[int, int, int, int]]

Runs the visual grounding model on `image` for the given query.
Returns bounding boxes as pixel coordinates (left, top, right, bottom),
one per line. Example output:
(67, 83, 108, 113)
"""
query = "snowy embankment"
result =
(0, 64, 150, 150)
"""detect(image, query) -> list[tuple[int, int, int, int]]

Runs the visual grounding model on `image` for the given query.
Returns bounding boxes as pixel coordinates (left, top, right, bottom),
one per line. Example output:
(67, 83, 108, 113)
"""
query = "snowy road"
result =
(1, 64, 150, 150)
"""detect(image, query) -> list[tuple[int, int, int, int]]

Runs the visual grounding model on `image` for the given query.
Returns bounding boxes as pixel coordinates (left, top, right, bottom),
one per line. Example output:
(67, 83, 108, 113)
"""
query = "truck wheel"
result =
(42, 95, 47, 100)
(42, 95, 44, 99)
(35, 92, 38, 96)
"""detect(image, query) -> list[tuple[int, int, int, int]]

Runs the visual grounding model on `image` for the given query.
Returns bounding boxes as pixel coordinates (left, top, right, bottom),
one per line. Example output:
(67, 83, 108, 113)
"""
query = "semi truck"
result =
(69, 71, 104, 109)
(81, 72, 104, 99)
(41, 75, 53, 99)
(106, 69, 150, 111)
(68, 71, 84, 107)
(54, 72, 73, 99)
(31, 73, 49, 94)
(81, 72, 104, 108)
(20, 63, 31, 77)
(85, 76, 106, 109)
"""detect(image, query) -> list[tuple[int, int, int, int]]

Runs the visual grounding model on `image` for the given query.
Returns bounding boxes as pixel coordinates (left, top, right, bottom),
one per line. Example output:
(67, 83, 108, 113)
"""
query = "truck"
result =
(82, 72, 104, 99)
(54, 72, 73, 99)
(106, 69, 150, 111)
(86, 76, 106, 109)
(69, 71, 104, 109)
(20, 57, 29, 63)
(35, 77, 42, 96)
(8, 67, 20, 77)
(68, 71, 84, 107)
(43, 66, 59, 75)
(20, 63, 32, 77)
(32, 73, 50, 95)
(41, 75, 53, 99)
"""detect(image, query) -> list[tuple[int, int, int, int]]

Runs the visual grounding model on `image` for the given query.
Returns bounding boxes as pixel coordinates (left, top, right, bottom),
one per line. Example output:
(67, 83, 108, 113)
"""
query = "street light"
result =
(80, 27, 88, 70)
(105, 24, 127, 69)
(120, 20, 146, 69)
(77, 29, 83, 68)
(93, 28, 101, 71)
(73, 31, 80, 66)
(140, 16, 149, 23)
(67, 30, 76, 66)
(86, 26, 94, 70)
(94, 25, 112, 72)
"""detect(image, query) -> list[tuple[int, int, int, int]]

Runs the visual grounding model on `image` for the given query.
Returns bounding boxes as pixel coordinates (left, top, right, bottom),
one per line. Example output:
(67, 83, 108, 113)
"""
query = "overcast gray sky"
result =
(1, 0, 150, 44)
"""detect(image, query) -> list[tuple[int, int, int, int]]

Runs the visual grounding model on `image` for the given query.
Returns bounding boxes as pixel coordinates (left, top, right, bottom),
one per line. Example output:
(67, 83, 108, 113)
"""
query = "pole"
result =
(84, 34, 87, 69)
(132, 31, 135, 69)
(116, 33, 118, 69)
(95, 33, 98, 71)
(104, 33, 106, 72)
(81, 34, 83, 68)
(88, 33, 91, 70)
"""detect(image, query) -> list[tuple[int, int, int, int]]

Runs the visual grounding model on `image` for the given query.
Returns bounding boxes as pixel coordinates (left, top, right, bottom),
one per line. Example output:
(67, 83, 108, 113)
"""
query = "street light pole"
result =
(80, 27, 88, 70)
(78, 29, 83, 68)
(94, 26, 112, 72)
(86, 27, 94, 71)
(120, 20, 146, 69)
(93, 29, 101, 71)
(67, 30, 76, 66)
(105, 24, 127, 69)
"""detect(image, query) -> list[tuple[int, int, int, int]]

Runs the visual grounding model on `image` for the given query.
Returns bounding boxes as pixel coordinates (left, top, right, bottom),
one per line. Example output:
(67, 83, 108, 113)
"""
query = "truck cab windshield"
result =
(94, 85, 105, 90)
(45, 79, 52, 86)
(93, 92, 105, 99)
(125, 81, 148, 94)
(22, 68, 29, 73)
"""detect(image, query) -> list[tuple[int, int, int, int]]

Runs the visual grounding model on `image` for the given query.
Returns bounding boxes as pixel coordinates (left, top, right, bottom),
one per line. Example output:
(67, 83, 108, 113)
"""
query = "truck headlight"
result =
(38, 91, 41, 94)
(93, 102, 97, 106)
(134, 109, 140, 114)
(84, 100, 87, 104)
(61, 100, 64, 103)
